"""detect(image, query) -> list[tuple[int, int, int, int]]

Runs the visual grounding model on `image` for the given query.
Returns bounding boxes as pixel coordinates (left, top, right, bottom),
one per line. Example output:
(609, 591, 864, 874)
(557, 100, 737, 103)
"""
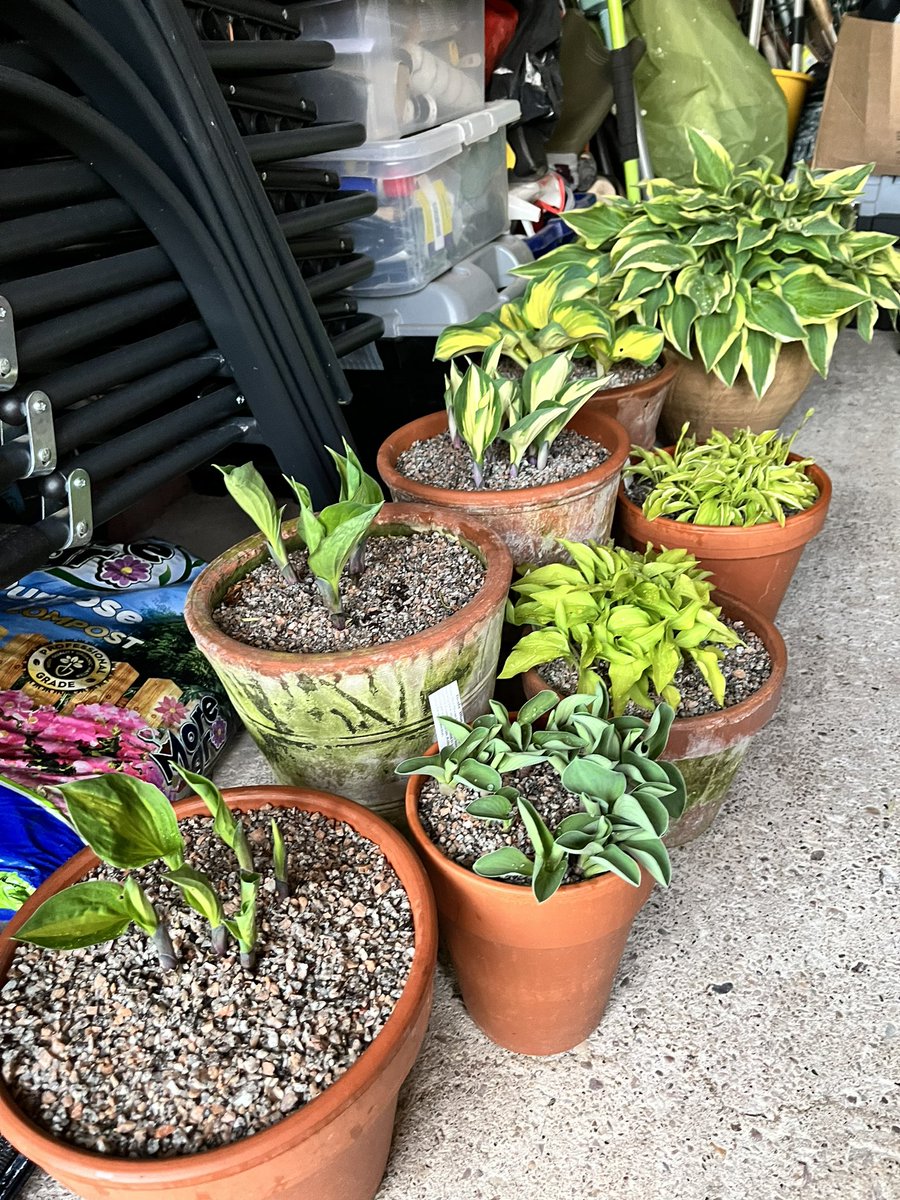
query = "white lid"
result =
(307, 100, 520, 173)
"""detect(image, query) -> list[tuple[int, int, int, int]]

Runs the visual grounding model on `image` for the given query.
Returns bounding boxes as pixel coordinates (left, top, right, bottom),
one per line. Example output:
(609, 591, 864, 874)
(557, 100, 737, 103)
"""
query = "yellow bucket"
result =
(773, 69, 812, 143)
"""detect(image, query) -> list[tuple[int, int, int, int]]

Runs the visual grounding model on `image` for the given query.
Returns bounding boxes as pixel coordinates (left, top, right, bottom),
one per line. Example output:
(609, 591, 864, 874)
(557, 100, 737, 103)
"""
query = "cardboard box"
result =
(814, 16, 900, 178)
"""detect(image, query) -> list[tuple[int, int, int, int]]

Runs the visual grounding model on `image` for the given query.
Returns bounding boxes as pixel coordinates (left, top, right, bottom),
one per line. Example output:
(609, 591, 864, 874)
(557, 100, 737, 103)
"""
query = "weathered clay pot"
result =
(405, 766, 653, 1055)
(584, 354, 677, 449)
(617, 457, 832, 620)
(185, 504, 512, 822)
(660, 341, 816, 442)
(0, 786, 438, 1200)
(377, 409, 630, 566)
(520, 591, 787, 847)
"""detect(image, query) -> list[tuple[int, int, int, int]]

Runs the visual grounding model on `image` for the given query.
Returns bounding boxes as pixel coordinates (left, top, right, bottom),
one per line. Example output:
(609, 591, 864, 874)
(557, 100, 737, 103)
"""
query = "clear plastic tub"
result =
(307, 100, 520, 296)
(298, 0, 486, 140)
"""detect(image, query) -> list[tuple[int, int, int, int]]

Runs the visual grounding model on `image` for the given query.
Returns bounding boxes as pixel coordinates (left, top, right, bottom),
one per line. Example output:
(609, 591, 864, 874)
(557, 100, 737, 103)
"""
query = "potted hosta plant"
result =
(500, 541, 786, 847)
(377, 345, 629, 566)
(0, 771, 437, 1200)
(618, 418, 832, 619)
(562, 131, 900, 440)
(184, 445, 512, 822)
(397, 689, 684, 1056)
(434, 259, 675, 448)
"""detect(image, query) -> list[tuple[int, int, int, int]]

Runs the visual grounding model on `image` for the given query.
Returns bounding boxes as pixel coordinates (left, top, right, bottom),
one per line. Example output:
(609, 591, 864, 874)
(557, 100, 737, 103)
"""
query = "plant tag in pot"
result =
(428, 681, 465, 748)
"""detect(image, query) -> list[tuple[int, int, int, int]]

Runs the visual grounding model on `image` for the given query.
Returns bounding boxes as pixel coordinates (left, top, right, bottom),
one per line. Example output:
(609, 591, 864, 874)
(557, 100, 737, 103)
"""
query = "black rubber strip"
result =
(0, 199, 137, 267)
(0, 159, 110, 211)
(331, 315, 385, 359)
(303, 254, 375, 299)
(277, 190, 377, 239)
(202, 39, 335, 75)
(3, 246, 175, 323)
(244, 121, 366, 164)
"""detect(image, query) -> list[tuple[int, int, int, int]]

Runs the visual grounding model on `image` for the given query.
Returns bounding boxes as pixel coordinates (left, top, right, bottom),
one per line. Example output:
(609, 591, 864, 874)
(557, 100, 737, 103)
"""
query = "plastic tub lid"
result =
(306, 100, 521, 172)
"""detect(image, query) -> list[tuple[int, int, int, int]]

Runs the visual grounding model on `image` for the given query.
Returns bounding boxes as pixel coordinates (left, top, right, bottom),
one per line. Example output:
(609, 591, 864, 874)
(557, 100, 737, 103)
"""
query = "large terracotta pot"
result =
(0, 786, 438, 1200)
(520, 591, 787, 848)
(617, 457, 832, 620)
(660, 341, 816, 442)
(185, 504, 512, 824)
(584, 354, 677, 449)
(405, 766, 653, 1055)
(377, 409, 630, 567)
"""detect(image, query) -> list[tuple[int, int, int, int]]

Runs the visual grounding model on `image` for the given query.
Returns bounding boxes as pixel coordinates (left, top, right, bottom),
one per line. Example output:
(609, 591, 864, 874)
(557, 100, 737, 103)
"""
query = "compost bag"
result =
(0, 539, 234, 919)
(628, 0, 788, 181)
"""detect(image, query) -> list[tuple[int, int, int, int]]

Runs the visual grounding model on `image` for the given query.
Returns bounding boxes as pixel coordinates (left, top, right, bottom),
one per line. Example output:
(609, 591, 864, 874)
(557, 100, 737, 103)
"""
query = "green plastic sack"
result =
(627, 0, 788, 181)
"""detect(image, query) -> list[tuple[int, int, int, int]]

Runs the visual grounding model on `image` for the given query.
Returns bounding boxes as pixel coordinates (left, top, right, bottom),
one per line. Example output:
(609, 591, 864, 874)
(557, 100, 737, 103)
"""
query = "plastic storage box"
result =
(298, 0, 485, 141)
(309, 99, 520, 296)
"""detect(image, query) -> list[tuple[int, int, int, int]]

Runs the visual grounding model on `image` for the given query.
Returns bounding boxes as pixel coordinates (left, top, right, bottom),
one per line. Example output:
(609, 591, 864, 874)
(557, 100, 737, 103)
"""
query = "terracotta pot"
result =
(583, 354, 677, 449)
(520, 591, 787, 848)
(0, 786, 438, 1200)
(185, 504, 512, 823)
(616, 456, 832, 620)
(377, 409, 630, 567)
(405, 766, 653, 1055)
(659, 341, 816, 442)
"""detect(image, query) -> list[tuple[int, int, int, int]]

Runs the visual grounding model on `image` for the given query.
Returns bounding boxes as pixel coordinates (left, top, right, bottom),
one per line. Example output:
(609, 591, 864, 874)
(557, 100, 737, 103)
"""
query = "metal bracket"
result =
(0, 296, 18, 392)
(22, 391, 56, 476)
(64, 468, 93, 548)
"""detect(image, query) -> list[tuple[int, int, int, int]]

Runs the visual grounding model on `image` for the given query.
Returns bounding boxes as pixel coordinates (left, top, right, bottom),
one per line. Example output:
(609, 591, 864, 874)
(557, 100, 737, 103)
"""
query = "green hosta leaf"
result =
(499, 629, 573, 679)
(564, 204, 631, 249)
(473, 846, 534, 879)
(642, 703, 675, 759)
(465, 794, 515, 823)
(561, 756, 627, 803)
(612, 792, 669, 837)
(740, 329, 780, 399)
(215, 463, 288, 571)
(745, 291, 807, 342)
(518, 690, 559, 725)
(456, 760, 503, 793)
(844, 231, 899, 262)
(15, 881, 131, 950)
(533, 856, 568, 904)
(856, 300, 878, 343)
(811, 163, 873, 197)
(613, 238, 698, 273)
(309, 500, 384, 606)
(659, 293, 698, 358)
(520, 352, 573, 414)
(224, 871, 259, 951)
(517, 795, 560, 864)
(625, 838, 672, 887)
(686, 128, 734, 192)
(694, 302, 743, 372)
(778, 266, 869, 323)
(121, 876, 158, 935)
(611, 325, 664, 365)
(326, 439, 383, 505)
(286, 479, 325, 557)
(61, 775, 184, 871)
(395, 755, 438, 776)
(735, 221, 774, 254)
(510, 246, 607, 278)
(675, 267, 729, 317)
(712, 332, 743, 386)
(584, 843, 643, 886)
(804, 319, 841, 378)
(619, 267, 664, 303)
(165, 865, 224, 928)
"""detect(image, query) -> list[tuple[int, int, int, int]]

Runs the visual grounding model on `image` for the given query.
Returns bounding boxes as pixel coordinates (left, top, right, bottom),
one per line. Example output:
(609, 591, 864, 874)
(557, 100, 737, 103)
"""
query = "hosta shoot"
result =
(398, 690, 684, 902)
(626, 416, 820, 527)
(500, 540, 740, 715)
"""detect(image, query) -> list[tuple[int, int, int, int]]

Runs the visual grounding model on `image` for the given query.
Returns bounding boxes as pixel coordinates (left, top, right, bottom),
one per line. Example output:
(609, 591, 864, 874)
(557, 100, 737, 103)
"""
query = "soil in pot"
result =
(0, 806, 415, 1160)
(395, 429, 608, 493)
(213, 530, 484, 653)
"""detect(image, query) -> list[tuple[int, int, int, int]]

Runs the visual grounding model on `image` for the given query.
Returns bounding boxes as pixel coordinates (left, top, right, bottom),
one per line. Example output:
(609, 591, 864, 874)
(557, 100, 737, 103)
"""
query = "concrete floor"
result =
(22, 333, 900, 1199)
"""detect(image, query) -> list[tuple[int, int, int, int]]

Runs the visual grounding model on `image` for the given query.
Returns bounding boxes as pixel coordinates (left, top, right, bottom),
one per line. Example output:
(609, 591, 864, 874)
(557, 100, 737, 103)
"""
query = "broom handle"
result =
(791, 0, 806, 70)
(606, 0, 640, 200)
(748, 0, 766, 48)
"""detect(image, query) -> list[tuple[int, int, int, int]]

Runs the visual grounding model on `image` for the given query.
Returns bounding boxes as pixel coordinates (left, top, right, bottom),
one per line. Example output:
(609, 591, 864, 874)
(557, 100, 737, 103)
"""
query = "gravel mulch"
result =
(417, 762, 584, 883)
(394, 429, 608, 493)
(214, 531, 484, 653)
(536, 619, 772, 718)
(0, 807, 415, 1159)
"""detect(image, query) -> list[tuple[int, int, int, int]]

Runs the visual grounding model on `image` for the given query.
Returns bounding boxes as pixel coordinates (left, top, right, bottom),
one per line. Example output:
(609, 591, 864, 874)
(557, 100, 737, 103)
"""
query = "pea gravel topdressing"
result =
(214, 530, 485, 653)
(0, 807, 415, 1159)
(395, 429, 608, 493)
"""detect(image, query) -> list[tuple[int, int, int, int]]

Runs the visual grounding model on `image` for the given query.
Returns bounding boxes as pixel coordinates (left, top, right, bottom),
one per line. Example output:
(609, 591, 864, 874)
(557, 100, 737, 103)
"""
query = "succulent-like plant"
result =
(434, 265, 665, 379)
(399, 689, 684, 903)
(13, 772, 287, 974)
(558, 130, 900, 398)
(217, 441, 385, 628)
(626, 416, 820, 527)
(441, 346, 603, 485)
(500, 541, 740, 715)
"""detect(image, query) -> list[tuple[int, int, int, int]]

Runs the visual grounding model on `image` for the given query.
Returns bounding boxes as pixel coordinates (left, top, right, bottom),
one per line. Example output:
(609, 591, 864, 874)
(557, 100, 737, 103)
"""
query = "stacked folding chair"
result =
(0, 0, 383, 583)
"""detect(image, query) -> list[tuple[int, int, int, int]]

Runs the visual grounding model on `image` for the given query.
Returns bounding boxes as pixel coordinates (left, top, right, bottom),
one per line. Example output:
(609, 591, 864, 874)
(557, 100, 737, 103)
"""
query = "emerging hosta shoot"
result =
(398, 690, 685, 903)
(501, 541, 740, 714)
(560, 130, 900, 397)
(271, 819, 290, 899)
(216, 442, 384, 628)
(15, 772, 289, 974)
(626, 416, 820, 527)
(441, 346, 603, 485)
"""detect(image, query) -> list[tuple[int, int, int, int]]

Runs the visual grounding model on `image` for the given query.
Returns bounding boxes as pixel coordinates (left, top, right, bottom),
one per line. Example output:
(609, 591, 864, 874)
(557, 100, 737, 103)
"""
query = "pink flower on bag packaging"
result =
(98, 555, 152, 587)
(154, 696, 188, 729)
(0, 690, 33, 719)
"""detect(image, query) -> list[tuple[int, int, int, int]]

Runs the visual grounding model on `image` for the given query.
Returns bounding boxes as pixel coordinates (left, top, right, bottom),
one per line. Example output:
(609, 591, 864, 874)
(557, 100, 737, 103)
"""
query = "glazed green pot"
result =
(521, 591, 787, 848)
(185, 504, 513, 822)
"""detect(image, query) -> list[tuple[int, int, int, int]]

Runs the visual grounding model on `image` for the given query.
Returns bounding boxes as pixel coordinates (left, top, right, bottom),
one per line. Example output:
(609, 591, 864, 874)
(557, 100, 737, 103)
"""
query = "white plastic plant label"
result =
(428, 680, 465, 749)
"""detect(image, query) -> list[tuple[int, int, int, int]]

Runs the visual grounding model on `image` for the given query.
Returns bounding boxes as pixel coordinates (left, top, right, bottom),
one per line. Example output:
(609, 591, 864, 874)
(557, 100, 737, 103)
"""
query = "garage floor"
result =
(23, 333, 900, 1200)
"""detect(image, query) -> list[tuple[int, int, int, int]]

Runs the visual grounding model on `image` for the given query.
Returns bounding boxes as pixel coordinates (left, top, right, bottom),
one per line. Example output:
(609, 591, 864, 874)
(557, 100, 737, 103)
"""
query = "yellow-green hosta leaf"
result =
(499, 628, 573, 679)
(811, 162, 873, 197)
(564, 203, 631, 249)
(510, 245, 606, 279)
(61, 774, 184, 871)
(740, 329, 780, 399)
(15, 881, 132, 951)
(659, 293, 698, 358)
(694, 305, 743, 372)
(856, 299, 878, 343)
(778, 265, 869, 323)
(843, 231, 899, 262)
(804, 320, 840, 377)
(434, 317, 508, 361)
(613, 238, 698, 273)
(735, 221, 774, 254)
(611, 325, 664, 365)
(547, 300, 615, 344)
(674, 266, 729, 317)
(619, 266, 663, 303)
(745, 290, 807, 342)
(216, 463, 288, 570)
(712, 332, 743, 386)
(686, 128, 734, 193)
(520, 352, 573, 414)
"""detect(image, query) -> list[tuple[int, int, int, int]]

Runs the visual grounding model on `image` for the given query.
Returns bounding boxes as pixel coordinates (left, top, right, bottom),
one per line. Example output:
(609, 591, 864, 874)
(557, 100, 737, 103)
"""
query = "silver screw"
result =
(38, 448, 51, 464)
(32, 399, 47, 413)
(0, 307, 7, 320)
(0, 358, 11, 376)
(73, 476, 87, 489)
(235, 394, 245, 406)
(75, 521, 89, 538)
